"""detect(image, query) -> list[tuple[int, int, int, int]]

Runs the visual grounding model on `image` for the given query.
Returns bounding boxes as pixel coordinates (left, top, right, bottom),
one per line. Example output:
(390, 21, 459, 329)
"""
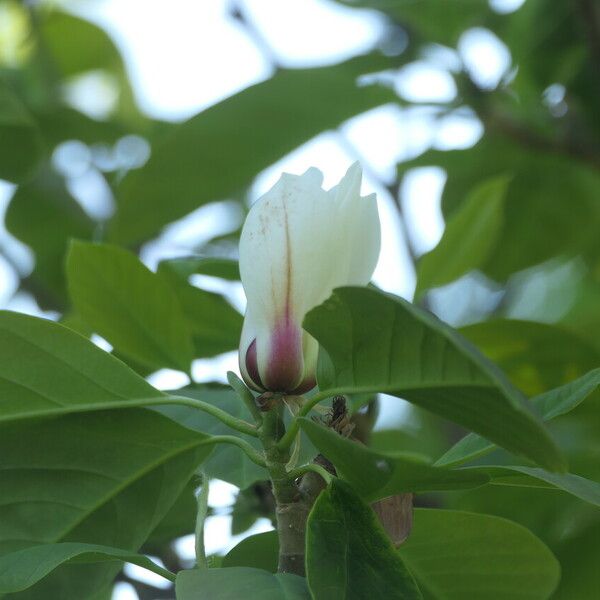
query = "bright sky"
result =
(1, 1, 515, 595)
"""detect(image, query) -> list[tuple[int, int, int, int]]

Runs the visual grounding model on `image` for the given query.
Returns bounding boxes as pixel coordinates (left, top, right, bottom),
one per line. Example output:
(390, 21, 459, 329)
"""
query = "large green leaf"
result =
(157, 259, 243, 358)
(67, 241, 194, 372)
(0, 309, 165, 424)
(416, 176, 508, 296)
(303, 286, 564, 471)
(0, 542, 175, 593)
(397, 509, 560, 600)
(6, 169, 94, 309)
(0, 409, 212, 599)
(110, 54, 396, 243)
(306, 480, 422, 600)
(479, 466, 600, 507)
(0, 77, 43, 182)
(437, 368, 600, 467)
(299, 418, 488, 500)
(460, 320, 600, 396)
(176, 567, 309, 600)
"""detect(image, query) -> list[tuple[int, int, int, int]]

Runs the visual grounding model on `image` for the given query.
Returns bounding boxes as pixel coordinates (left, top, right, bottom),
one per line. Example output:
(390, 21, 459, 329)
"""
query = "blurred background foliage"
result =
(0, 0, 599, 598)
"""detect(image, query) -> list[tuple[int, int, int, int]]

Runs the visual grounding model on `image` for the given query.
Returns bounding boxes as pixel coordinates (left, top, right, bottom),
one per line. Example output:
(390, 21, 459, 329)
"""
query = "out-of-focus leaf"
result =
(40, 10, 122, 77)
(553, 520, 600, 599)
(400, 136, 600, 281)
(34, 106, 127, 147)
(460, 319, 600, 395)
(160, 256, 240, 281)
(157, 258, 242, 358)
(416, 176, 508, 295)
(437, 368, 600, 467)
(230, 484, 275, 537)
(145, 480, 199, 546)
(299, 418, 488, 500)
(0, 542, 175, 593)
(110, 54, 397, 243)
(500, 0, 600, 138)
(335, 0, 498, 46)
(222, 531, 278, 573)
(397, 509, 560, 600)
(306, 480, 422, 600)
(176, 567, 309, 600)
(0, 77, 43, 182)
(0, 410, 212, 599)
(67, 241, 194, 372)
(6, 168, 94, 308)
(304, 286, 564, 471)
(38, 9, 138, 119)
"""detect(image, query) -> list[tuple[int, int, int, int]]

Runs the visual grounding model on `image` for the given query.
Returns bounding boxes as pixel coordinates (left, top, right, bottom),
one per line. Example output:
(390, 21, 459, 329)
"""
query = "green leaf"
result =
(0, 542, 175, 593)
(0, 309, 166, 423)
(437, 368, 600, 467)
(416, 176, 508, 295)
(306, 480, 422, 600)
(334, 0, 497, 46)
(156, 388, 267, 489)
(0, 77, 43, 182)
(67, 241, 194, 372)
(304, 286, 564, 471)
(110, 54, 396, 243)
(534, 367, 600, 420)
(175, 567, 309, 600)
(223, 531, 278, 573)
(145, 480, 199, 546)
(40, 10, 122, 77)
(460, 320, 600, 396)
(400, 136, 600, 281)
(6, 168, 94, 309)
(299, 418, 488, 500)
(39, 10, 138, 119)
(0, 409, 212, 598)
(398, 509, 560, 600)
(553, 520, 600, 599)
(480, 466, 600, 507)
(160, 256, 241, 281)
(157, 259, 243, 358)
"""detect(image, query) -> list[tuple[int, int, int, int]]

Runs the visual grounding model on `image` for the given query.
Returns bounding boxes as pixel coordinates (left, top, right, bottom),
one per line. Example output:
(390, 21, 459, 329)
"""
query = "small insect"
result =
(325, 396, 355, 438)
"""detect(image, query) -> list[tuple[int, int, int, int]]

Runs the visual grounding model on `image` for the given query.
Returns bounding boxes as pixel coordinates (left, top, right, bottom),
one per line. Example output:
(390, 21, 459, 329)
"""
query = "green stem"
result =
(276, 390, 333, 451)
(199, 435, 267, 468)
(14, 395, 260, 437)
(286, 463, 332, 485)
(195, 474, 210, 569)
(259, 409, 313, 576)
(165, 395, 258, 437)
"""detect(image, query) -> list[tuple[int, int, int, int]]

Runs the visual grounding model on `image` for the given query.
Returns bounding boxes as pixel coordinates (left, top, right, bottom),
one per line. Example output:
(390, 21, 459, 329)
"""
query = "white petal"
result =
(238, 163, 380, 392)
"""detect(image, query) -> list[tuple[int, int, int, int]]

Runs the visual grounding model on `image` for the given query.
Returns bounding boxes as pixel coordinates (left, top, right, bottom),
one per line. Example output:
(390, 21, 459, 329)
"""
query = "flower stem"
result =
(257, 408, 307, 575)
(194, 474, 210, 569)
(286, 463, 332, 485)
(276, 390, 333, 452)
(199, 435, 267, 468)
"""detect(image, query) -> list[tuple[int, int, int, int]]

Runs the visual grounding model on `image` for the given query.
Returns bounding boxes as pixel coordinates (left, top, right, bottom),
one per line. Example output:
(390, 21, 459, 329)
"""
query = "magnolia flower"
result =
(238, 163, 381, 394)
